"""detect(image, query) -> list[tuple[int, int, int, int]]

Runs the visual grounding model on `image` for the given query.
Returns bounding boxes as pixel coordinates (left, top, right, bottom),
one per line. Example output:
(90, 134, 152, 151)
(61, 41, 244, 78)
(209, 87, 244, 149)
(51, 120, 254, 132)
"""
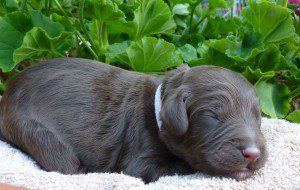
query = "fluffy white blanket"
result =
(0, 118, 299, 190)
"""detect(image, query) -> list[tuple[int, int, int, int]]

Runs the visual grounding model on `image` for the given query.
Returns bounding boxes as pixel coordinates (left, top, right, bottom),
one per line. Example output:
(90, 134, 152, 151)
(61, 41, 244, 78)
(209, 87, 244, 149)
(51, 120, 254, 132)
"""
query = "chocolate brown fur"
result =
(0, 58, 267, 183)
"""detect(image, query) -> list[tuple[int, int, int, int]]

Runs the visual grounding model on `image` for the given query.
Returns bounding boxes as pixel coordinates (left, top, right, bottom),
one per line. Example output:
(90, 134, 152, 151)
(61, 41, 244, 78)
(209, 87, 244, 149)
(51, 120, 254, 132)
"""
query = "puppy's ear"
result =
(160, 89, 188, 136)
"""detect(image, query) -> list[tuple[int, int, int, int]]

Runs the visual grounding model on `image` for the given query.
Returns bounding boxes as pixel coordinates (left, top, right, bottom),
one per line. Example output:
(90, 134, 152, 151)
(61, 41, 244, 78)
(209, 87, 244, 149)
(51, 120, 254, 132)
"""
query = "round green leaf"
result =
(226, 31, 265, 62)
(133, 0, 176, 40)
(254, 80, 291, 119)
(84, 0, 125, 22)
(13, 27, 52, 63)
(257, 44, 283, 72)
(176, 44, 197, 62)
(29, 10, 64, 38)
(107, 41, 131, 61)
(190, 39, 235, 68)
(209, 0, 233, 9)
(13, 27, 70, 63)
(202, 16, 242, 39)
(242, 66, 274, 85)
(242, 1, 295, 43)
(0, 11, 32, 72)
(117, 37, 182, 72)
(172, 4, 190, 16)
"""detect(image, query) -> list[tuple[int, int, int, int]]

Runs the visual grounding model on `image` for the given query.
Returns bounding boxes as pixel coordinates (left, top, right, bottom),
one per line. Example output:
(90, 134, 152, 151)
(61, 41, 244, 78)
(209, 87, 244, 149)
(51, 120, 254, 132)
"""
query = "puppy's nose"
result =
(242, 147, 260, 164)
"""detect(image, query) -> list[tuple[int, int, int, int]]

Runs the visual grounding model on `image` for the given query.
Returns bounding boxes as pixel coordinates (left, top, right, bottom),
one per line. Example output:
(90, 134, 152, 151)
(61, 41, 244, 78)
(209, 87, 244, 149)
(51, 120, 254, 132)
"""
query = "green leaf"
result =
(256, 44, 283, 72)
(286, 109, 300, 123)
(27, 0, 45, 10)
(29, 10, 64, 38)
(265, 16, 295, 43)
(294, 14, 300, 36)
(207, 38, 232, 53)
(242, 66, 274, 84)
(0, 11, 32, 72)
(242, 0, 295, 43)
(194, 6, 210, 21)
(84, 0, 125, 22)
(174, 16, 188, 28)
(189, 40, 235, 68)
(0, 1, 6, 16)
(116, 37, 182, 72)
(13, 27, 52, 63)
(173, 32, 204, 47)
(280, 39, 300, 60)
(84, 0, 126, 55)
(254, 80, 291, 118)
(291, 87, 300, 98)
(172, 3, 189, 16)
(133, 0, 176, 40)
(51, 13, 75, 32)
(172, 0, 191, 4)
(176, 44, 197, 62)
(282, 73, 300, 90)
(226, 31, 265, 62)
(107, 41, 131, 61)
(202, 16, 242, 39)
(107, 20, 135, 35)
(117, 1, 139, 21)
(5, 0, 19, 8)
(13, 27, 68, 63)
(209, 0, 233, 9)
(89, 20, 109, 55)
(0, 0, 19, 16)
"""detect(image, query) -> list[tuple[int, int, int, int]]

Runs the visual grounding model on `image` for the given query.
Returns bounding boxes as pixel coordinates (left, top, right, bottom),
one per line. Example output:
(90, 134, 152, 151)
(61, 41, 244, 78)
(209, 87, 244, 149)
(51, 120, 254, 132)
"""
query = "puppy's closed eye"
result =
(199, 111, 220, 122)
(191, 111, 221, 131)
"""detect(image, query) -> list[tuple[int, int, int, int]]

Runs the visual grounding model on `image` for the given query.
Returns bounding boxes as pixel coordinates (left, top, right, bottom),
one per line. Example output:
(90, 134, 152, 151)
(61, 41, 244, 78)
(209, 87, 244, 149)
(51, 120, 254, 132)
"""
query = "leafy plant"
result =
(0, 0, 299, 123)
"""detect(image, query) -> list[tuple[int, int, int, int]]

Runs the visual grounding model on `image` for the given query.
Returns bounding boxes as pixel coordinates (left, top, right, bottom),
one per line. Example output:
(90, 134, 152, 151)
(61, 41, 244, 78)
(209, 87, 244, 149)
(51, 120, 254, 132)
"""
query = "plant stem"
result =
(77, 31, 99, 59)
(49, 0, 52, 13)
(199, 18, 208, 34)
(101, 22, 108, 51)
(291, 87, 300, 98)
(192, 12, 209, 32)
(282, 0, 288, 7)
(189, 0, 203, 34)
(52, 0, 99, 60)
(21, 0, 28, 12)
(79, 0, 96, 50)
(96, 21, 108, 55)
(291, 46, 300, 60)
(45, 0, 50, 16)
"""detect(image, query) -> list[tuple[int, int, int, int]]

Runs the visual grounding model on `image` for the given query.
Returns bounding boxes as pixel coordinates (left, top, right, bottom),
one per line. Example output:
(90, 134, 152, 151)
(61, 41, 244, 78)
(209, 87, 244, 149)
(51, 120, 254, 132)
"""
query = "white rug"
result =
(0, 118, 299, 190)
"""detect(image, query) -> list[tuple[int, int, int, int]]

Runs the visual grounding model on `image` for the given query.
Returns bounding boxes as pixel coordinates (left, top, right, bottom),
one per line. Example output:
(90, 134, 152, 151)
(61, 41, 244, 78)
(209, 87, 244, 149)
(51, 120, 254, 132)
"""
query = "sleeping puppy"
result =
(0, 58, 267, 183)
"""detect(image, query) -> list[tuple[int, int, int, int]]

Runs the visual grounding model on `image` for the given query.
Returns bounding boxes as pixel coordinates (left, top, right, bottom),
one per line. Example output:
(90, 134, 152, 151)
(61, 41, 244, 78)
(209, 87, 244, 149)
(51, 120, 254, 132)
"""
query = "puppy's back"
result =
(0, 58, 160, 174)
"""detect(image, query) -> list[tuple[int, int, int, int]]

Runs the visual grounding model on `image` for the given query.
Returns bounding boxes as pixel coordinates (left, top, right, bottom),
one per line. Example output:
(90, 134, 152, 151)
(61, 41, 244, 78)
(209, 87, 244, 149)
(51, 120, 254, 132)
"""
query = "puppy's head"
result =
(158, 66, 267, 180)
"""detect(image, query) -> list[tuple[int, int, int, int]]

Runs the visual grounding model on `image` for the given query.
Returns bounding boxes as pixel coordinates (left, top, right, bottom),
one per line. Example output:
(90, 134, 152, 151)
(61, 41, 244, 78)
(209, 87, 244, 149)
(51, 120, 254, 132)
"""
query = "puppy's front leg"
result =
(131, 158, 194, 183)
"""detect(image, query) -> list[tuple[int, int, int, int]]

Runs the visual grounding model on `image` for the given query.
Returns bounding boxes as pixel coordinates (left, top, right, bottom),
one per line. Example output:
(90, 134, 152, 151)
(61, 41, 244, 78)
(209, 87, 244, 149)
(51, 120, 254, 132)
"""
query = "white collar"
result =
(154, 84, 162, 131)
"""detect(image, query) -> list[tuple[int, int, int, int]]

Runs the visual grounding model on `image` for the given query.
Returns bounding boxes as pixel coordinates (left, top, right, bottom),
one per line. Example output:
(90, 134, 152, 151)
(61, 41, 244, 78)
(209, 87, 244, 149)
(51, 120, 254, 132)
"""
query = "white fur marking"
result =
(154, 84, 162, 130)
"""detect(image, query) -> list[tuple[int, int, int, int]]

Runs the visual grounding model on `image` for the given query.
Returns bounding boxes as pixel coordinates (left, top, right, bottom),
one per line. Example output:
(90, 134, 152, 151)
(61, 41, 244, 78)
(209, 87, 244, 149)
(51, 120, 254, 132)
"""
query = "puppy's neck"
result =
(154, 84, 162, 131)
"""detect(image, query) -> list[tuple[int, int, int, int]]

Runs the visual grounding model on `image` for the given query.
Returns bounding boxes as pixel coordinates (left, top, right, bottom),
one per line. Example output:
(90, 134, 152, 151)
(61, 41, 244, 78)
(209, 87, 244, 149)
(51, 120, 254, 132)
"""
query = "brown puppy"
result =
(0, 58, 267, 183)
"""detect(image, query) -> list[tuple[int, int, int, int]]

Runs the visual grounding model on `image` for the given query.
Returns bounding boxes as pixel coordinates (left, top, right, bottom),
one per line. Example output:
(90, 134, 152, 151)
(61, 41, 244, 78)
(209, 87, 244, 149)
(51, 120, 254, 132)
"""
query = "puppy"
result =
(0, 58, 267, 183)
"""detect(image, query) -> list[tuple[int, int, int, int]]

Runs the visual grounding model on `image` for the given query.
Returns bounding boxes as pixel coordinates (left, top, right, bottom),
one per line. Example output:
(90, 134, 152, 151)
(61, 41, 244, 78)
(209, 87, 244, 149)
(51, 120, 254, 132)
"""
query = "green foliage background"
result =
(0, 0, 300, 123)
